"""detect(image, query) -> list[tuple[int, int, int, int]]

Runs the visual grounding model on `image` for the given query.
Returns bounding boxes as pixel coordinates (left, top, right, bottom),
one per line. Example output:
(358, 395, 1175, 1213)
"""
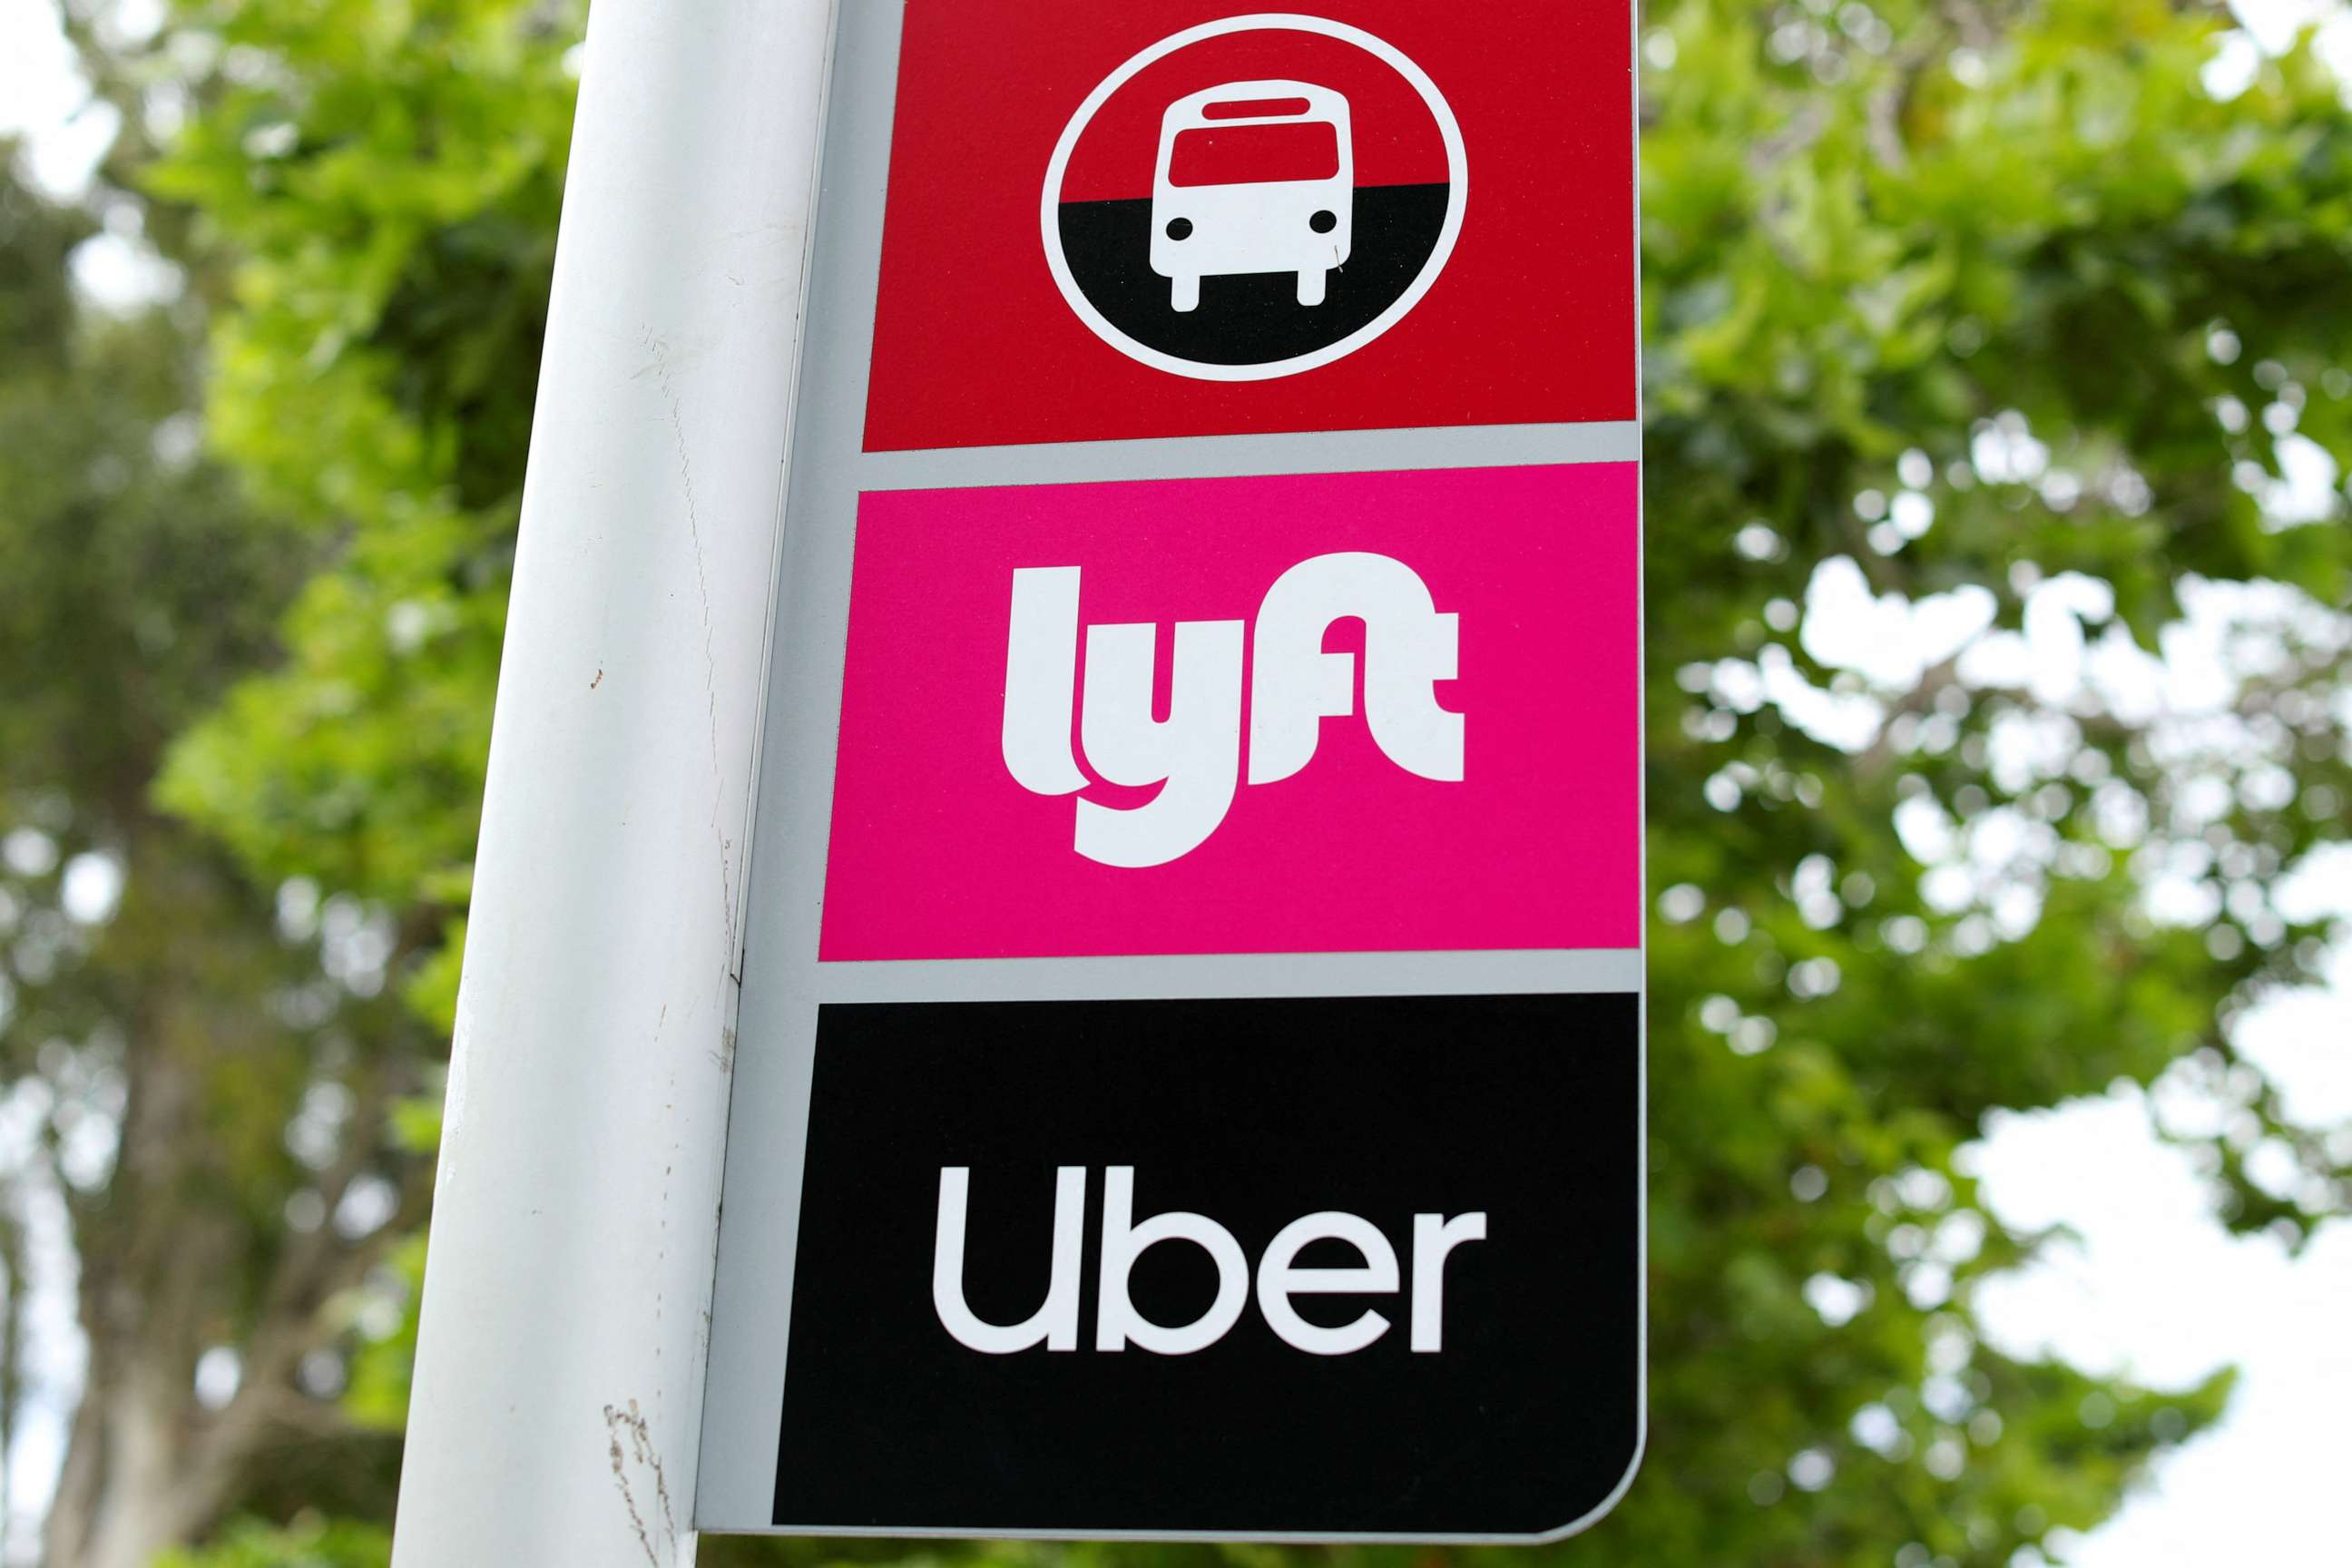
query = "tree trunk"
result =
(44, 1358, 201, 1568)
(41, 1036, 234, 1568)
(35, 835, 416, 1567)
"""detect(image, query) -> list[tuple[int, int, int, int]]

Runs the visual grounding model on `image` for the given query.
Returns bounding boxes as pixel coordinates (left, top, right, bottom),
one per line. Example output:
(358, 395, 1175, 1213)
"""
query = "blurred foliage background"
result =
(2, 0, 2349, 1564)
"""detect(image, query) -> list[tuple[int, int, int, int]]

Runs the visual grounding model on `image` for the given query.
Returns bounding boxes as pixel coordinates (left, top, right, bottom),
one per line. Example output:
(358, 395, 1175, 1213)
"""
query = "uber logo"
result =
(770, 993, 1641, 1537)
(933, 1164, 1485, 1355)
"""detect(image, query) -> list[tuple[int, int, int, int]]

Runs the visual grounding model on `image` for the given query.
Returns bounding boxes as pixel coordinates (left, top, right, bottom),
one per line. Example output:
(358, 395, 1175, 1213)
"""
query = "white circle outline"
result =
(1039, 13, 1467, 383)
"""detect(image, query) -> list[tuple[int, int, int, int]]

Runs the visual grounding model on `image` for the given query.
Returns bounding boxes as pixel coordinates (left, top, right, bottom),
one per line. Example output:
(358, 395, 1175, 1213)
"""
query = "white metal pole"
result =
(390, 3, 832, 1563)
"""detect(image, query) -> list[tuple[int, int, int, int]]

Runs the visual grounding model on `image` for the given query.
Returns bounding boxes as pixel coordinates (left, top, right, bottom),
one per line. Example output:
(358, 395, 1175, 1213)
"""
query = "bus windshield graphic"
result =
(1151, 81, 1354, 311)
(1167, 122, 1340, 187)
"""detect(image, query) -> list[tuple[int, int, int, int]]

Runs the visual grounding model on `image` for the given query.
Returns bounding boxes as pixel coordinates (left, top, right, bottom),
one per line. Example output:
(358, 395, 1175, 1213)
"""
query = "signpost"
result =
(394, 0, 1638, 1557)
(387, 4, 832, 1563)
(698, 0, 1643, 1544)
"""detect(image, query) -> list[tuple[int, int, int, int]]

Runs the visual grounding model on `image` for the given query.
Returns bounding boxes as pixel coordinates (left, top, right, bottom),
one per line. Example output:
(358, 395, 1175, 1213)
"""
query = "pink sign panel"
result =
(819, 463, 1639, 961)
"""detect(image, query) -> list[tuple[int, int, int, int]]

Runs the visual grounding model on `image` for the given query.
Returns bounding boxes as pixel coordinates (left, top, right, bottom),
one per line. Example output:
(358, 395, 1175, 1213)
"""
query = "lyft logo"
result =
(1000, 552, 1464, 867)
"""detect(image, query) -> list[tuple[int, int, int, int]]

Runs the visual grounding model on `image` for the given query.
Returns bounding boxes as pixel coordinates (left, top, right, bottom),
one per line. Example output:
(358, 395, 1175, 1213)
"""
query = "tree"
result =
(0, 130, 418, 1568)
(17, 0, 2352, 1563)
(0, 4, 573, 1562)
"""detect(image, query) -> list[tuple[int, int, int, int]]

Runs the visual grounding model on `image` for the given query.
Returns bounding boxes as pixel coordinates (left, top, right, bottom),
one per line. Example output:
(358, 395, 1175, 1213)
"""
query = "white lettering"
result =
(1000, 554, 1464, 866)
(1001, 567, 1088, 797)
(1255, 1210, 1399, 1355)
(1073, 618, 1243, 867)
(1094, 1166, 1250, 1355)
(936, 1169, 1485, 1357)
(1409, 1210, 1487, 1352)
(932, 1166, 1087, 1354)
(1250, 552, 1462, 786)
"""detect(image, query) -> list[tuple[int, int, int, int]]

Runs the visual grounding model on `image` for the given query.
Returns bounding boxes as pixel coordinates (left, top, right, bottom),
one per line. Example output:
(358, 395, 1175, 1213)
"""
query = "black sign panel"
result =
(769, 994, 1641, 1538)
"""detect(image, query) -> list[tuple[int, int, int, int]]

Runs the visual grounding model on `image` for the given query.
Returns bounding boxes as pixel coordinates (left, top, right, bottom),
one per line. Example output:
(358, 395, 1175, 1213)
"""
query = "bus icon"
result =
(1149, 80, 1354, 313)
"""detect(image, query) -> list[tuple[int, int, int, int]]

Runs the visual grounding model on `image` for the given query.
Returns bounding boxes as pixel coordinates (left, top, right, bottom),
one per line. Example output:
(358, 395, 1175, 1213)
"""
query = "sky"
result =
(1973, 953, 2352, 1566)
(2, 0, 2349, 1562)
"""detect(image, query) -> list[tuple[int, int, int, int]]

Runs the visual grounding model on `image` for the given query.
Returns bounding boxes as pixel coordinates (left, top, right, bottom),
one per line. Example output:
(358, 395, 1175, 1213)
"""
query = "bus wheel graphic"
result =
(1042, 15, 1465, 382)
(1149, 80, 1355, 314)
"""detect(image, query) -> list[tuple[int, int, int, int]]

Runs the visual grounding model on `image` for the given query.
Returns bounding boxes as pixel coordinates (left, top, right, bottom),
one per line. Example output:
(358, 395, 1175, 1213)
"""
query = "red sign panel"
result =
(863, 1, 1637, 450)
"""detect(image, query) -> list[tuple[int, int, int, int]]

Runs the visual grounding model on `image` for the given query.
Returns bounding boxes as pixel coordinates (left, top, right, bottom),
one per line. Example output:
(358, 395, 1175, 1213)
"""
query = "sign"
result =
(861, 0, 1636, 447)
(701, 0, 1642, 1543)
